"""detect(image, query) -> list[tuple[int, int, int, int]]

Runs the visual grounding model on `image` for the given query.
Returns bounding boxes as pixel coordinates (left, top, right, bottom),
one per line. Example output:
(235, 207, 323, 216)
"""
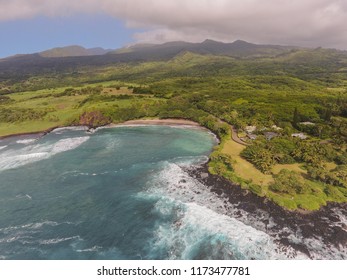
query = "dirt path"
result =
(230, 125, 249, 146)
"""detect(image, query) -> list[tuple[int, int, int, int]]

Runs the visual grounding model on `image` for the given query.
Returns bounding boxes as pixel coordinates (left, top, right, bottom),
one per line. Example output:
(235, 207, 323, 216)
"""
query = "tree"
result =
(324, 108, 332, 121)
(293, 107, 300, 127)
(270, 169, 310, 195)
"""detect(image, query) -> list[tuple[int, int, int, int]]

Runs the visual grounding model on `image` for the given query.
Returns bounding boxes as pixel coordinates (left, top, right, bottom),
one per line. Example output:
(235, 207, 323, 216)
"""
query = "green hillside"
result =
(39, 45, 111, 58)
(1, 40, 347, 211)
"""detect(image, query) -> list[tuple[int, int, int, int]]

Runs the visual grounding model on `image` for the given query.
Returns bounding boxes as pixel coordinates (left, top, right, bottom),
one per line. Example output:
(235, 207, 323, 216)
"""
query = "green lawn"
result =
(222, 139, 274, 186)
(0, 83, 162, 137)
(272, 163, 306, 175)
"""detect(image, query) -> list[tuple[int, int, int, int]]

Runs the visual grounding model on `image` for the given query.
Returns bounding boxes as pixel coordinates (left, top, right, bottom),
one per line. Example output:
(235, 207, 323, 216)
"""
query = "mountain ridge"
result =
(39, 45, 112, 57)
(110, 39, 301, 58)
(1, 39, 346, 78)
(0, 39, 309, 61)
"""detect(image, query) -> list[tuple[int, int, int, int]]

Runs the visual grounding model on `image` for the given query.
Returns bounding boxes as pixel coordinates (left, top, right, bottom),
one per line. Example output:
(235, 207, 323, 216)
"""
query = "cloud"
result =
(1, 0, 346, 49)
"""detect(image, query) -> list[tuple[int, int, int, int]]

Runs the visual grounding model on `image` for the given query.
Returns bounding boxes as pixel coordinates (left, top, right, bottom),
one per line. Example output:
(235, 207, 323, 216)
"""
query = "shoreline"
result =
(186, 163, 347, 259)
(0, 127, 58, 141)
(1, 118, 346, 257)
(1, 118, 346, 215)
(0, 119, 203, 141)
(117, 119, 202, 127)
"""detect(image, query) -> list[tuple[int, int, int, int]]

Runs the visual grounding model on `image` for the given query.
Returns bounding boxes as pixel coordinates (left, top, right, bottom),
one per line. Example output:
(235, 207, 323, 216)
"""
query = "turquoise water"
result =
(1, 125, 339, 260)
(0, 125, 218, 259)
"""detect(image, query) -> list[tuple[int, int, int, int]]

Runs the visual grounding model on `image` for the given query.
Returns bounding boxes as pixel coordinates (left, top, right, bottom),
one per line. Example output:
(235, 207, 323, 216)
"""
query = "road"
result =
(230, 125, 249, 146)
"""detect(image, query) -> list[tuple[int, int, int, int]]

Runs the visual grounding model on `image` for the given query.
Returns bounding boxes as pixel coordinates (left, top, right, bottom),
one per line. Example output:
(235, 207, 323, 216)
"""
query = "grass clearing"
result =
(272, 163, 306, 175)
(0, 82, 163, 137)
(222, 139, 273, 186)
(325, 162, 337, 171)
(0, 121, 58, 136)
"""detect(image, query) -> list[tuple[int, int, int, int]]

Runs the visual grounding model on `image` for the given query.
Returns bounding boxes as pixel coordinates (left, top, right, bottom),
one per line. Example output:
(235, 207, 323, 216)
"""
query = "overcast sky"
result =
(1, 0, 347, 57)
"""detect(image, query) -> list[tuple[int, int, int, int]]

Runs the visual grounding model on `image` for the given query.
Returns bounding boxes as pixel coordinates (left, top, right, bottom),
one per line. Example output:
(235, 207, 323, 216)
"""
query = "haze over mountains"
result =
(2, 39, 300, 60)
(0, 39, 346, 78)
(111, 39, 300, 57)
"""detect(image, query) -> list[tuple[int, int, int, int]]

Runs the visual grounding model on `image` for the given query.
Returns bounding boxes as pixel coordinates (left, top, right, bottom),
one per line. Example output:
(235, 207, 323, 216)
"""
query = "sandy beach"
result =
(0, 119, 202, 141)
(1, 118, 346, 258)
(117, 118, 201, 127)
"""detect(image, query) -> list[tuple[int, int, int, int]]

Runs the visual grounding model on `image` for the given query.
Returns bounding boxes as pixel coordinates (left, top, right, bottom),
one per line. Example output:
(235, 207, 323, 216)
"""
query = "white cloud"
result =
(0, 0, 346, 49)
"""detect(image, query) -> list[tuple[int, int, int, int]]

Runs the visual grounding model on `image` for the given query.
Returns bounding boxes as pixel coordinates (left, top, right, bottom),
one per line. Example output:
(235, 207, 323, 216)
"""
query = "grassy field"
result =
(1, 45, 347, 211)
(220, 137, 347, 211)
(222, 139, 307, 185)
(272, 163, 306, 175)
(221, 139, 273, 186)
(0, 82, 162, 137)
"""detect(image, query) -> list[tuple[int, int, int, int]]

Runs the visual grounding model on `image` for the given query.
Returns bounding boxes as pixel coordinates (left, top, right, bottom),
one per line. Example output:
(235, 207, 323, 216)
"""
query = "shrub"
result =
(209, 150, 234, 175)
(324, 185, 346, 202)
(78, 111, 111, 127)
(241, 144, 276, 174)
(270, 169, 311, 195)
(249, 184, 263, 196)
(335, 153, 347, 165)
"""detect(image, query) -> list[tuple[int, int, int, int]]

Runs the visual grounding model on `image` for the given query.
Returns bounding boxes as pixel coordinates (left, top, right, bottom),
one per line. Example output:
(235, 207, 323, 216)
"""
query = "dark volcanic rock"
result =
(186, 163, 347, 259)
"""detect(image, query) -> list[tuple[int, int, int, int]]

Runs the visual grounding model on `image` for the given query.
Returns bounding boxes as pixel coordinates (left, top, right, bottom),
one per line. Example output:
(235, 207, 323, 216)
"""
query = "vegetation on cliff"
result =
(1, 41, 347, 210)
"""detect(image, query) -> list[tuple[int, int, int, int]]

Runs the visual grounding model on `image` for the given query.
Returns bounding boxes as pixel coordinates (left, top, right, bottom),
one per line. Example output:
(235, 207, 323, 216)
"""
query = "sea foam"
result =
(16, 139, 37, 144)
(152, 201, 307, 259)
(148, 162, 347, 259)
(140, 162, 307, 260)
(0, 136, 89, 171)
(51, 126, 89, 134)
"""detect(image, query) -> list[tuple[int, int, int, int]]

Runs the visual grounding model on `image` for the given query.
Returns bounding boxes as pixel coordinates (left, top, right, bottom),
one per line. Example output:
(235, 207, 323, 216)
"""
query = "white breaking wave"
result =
(141, 162, 347, 260)
(0, 221, 59, 234)
(75, 246, 102, 253)
(51, 126, 89, 134)
(0, 220, 79, 247)
(140, 162, 307, 259)
(16, 139, 37, 144)
(92, 124, 120, 132)
(152, 201, 306, 259)
(39, 236, 81, 245)
(0, 136, 89, 171)
(0, 221, 60, 244)
(0, 145, 8, 150)
(15, 194, 32, 200)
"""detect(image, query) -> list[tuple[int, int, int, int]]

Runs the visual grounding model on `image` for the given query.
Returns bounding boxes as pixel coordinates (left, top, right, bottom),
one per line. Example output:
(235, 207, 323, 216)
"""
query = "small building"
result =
(292, 133, 308, 140)
(264, 132, 278, 140)
(245, 126, 257, 134)
(247, 133, 258, 140)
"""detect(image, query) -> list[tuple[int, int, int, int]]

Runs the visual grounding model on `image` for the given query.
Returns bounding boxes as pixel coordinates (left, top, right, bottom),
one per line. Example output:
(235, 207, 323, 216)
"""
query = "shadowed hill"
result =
(0, 40, 347, 81)
(111, 39, 298, 58)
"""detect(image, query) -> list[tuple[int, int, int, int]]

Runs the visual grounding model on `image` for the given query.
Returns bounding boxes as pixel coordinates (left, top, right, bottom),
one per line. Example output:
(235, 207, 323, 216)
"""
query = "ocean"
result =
(0, 126, 346, 259)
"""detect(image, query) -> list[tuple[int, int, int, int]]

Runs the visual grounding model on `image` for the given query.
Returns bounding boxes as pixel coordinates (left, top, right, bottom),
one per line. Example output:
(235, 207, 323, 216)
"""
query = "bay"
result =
(0, 126, 345, 260)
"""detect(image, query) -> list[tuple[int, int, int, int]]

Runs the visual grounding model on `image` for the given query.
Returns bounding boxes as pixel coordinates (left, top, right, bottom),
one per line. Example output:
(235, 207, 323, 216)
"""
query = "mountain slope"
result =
(1, 40, 346, 81)
(39, 45, 112, 57)
(111, 39, 299, 58)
